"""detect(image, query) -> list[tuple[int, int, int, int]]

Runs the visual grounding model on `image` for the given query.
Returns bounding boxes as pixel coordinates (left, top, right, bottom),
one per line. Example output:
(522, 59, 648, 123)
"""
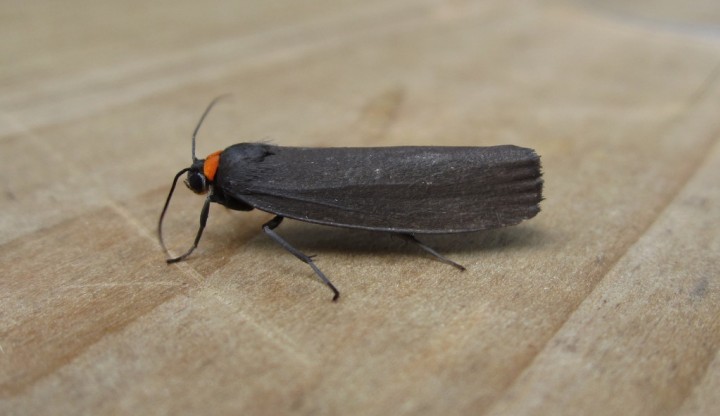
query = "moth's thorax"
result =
(203, 150, 222, 181)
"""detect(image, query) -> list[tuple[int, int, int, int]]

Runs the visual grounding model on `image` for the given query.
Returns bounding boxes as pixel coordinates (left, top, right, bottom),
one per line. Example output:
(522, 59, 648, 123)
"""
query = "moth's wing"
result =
(216, 144, 542, 233)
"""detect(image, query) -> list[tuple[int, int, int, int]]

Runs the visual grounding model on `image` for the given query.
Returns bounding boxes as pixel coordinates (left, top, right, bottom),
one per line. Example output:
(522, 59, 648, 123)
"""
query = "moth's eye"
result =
(185, 171, 209, 194)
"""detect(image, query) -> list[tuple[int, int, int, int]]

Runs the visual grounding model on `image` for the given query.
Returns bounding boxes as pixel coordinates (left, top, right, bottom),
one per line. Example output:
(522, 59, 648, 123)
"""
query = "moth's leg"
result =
(167, 194, 212, 263)
(262, 215, 340, 301)
(398, 233, 466, 271)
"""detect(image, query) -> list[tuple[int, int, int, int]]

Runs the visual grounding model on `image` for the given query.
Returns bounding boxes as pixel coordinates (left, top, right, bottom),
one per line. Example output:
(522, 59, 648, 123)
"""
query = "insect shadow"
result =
(232, 219, 547, 262)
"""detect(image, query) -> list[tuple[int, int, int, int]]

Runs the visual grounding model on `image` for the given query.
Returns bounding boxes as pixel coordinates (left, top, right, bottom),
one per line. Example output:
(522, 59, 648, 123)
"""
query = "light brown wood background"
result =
(1, 1, 719, 415)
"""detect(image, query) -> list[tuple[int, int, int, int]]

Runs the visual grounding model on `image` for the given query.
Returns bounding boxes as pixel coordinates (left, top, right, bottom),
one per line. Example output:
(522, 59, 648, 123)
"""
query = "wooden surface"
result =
(1, 1, 719, 415)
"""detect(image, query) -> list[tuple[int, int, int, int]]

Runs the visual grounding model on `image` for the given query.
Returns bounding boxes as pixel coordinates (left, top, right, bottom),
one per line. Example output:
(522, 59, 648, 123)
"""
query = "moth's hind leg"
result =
(398, 233, 466, 271)
(262, 215, 341, 301)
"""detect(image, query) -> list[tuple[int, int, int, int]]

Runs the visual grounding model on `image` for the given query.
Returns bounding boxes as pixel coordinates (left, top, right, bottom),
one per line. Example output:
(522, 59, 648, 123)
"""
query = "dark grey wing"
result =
(215, 143, 542, 233)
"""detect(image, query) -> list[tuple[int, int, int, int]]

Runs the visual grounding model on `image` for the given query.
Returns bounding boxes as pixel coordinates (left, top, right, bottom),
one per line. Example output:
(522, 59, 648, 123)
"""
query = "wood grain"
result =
(1, 0, 719, 415)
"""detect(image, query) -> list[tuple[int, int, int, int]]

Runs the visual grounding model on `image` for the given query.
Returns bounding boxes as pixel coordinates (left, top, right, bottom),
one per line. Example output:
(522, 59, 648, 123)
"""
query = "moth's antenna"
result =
(158, 167, 191, 255)
(192, 95, 231, 161)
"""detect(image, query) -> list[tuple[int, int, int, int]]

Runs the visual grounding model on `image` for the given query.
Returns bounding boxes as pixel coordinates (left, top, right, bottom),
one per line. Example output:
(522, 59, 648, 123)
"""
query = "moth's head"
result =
(184, 150, 221, 195)
(158, 96, 230, 260)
